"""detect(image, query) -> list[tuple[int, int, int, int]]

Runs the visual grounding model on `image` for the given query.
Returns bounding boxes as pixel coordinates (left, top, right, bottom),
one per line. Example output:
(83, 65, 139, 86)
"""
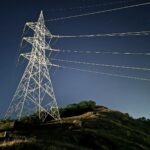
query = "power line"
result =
(47, 0, 137, 12)
(52, 48, 150, 56)
(45, 2, 150, 22)
(51, 30, 150, 38)
(51, 58, 150, 71)
(58, 65, 150, 82)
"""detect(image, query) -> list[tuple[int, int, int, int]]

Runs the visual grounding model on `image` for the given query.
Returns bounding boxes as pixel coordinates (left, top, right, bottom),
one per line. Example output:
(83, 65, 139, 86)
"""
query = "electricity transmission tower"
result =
(5, 11, 60, 121)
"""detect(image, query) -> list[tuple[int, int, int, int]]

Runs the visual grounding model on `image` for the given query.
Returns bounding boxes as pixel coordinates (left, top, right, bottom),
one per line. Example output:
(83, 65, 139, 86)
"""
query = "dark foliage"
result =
(60, 100, 96, 117)
(1, 100, 150, 150)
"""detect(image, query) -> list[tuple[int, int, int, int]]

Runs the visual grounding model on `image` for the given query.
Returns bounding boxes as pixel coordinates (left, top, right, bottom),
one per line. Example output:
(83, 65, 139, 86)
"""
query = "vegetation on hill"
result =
(0, 100, 150, 150)
(60, 100, 96, 117)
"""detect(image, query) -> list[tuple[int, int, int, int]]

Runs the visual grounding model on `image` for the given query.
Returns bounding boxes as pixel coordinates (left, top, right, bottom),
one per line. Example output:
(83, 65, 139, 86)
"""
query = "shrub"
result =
(60, 100, 96, 117)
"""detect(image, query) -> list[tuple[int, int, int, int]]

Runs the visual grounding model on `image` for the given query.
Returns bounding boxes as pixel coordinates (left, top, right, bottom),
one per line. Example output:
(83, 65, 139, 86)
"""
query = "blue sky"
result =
(0, 0, 150, 118)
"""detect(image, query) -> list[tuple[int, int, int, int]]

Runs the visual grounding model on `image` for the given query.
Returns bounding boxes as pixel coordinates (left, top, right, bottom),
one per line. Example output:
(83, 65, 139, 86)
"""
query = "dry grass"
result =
(0, 139, 28, 147)
(0, 137, 36, 148)
(62, 112, 97, 120)
(47, 112, 98, 126)
(95, 107, 113, 112)
(0, 122, 15, 131)
(0, 132, 5, 138)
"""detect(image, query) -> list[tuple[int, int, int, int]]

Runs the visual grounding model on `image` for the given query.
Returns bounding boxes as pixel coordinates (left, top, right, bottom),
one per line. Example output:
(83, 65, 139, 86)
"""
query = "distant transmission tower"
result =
(5, 11, 60, 121)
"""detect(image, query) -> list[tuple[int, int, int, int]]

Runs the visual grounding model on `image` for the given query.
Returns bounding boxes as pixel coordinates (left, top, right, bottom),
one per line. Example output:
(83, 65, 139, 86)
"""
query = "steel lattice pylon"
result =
(5, 11, 60, 121)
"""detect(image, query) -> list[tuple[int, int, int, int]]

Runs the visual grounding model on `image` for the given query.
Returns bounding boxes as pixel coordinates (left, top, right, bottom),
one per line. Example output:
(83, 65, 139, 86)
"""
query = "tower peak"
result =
(38, 10, 44, 22)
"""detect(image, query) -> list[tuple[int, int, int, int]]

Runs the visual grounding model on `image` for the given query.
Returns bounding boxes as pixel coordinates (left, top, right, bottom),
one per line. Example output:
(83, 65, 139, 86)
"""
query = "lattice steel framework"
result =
(5, 11, 60, 121)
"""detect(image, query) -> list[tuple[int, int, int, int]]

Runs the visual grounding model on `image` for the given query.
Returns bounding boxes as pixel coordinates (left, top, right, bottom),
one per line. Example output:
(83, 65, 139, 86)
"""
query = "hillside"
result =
(0, 101, 150, 150)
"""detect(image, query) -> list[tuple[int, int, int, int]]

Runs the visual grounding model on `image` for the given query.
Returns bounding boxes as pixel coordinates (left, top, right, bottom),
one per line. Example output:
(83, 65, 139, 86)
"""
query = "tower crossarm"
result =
(20, 53, 59, 68)
(25, 22, 37, 31)
(46, 58, 60, 67)
(20, 53, 32, 60)
(25, 22, 53, 37)
(23, 37, 38, 45)
(44, 41, 54, 50)
(23, 37, 56, 50)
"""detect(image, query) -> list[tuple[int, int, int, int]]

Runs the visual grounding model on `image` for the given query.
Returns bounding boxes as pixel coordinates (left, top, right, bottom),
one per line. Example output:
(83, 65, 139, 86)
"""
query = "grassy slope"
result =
(0, 106, 150, 150)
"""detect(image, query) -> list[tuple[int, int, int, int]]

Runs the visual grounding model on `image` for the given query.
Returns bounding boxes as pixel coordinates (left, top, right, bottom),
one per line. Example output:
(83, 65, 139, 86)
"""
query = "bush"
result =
(20, 113, 40, 124)
(79, 100, 96, 111)
(60, 100, 96, 117)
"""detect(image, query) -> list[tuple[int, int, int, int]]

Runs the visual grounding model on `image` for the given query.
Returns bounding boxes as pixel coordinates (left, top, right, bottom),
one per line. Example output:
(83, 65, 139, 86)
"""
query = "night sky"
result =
(0, 0, 150, 119)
